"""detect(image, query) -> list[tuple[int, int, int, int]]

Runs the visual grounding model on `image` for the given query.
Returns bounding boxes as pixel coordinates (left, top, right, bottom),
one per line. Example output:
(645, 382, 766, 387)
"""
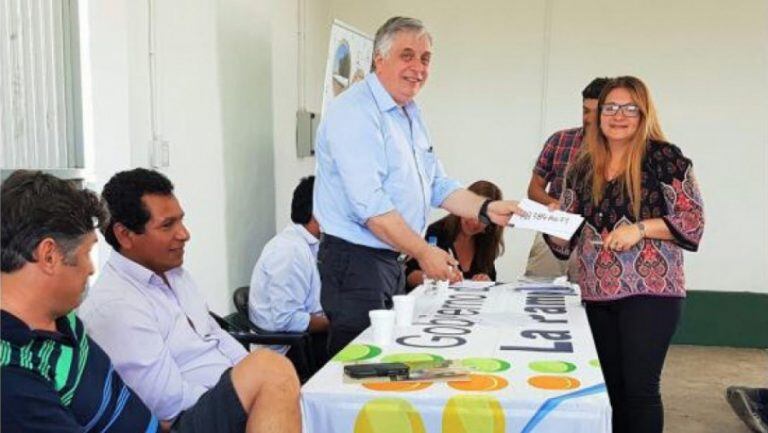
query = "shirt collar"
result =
(365, 73, 418, 114)
(289, 223, 320, 246)
(1, 310, 74, 345)
(107, 249, 182, 286)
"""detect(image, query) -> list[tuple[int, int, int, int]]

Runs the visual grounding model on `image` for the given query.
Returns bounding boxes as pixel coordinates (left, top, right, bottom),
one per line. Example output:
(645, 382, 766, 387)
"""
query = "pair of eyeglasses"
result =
(600, 103, 640, 117)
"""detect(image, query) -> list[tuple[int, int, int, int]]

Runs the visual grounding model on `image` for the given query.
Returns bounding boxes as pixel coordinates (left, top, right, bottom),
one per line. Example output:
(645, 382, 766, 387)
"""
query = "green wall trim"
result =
(673, 291, 768, 348)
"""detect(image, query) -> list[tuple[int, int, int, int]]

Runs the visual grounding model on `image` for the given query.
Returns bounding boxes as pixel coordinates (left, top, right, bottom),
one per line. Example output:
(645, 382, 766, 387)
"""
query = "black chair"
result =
(224, 286, 317, 382)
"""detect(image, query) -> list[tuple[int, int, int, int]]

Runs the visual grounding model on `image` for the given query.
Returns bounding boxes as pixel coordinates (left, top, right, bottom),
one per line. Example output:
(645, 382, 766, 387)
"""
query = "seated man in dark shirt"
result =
(0, 170, 159, 432)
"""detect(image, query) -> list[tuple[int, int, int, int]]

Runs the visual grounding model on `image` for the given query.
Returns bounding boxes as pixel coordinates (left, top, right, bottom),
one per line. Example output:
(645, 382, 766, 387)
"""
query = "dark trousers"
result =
(286, 331, 329, 381)
(318, 235, 405, 357)
(586, 296, 683, 433)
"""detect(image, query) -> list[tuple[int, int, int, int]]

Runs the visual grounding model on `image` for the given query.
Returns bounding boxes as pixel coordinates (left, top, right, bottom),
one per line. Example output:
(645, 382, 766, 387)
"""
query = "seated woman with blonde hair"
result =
(405, 180, 505, 291)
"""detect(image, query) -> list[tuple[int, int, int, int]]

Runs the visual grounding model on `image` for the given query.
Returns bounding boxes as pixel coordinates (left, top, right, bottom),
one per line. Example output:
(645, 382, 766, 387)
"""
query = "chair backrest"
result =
(233, 286, 249, 316)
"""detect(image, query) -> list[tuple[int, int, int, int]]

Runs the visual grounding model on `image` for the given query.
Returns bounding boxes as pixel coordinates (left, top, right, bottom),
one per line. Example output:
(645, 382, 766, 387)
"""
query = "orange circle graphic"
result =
(447, 374, 509, 391)
(527, 375, 581, 390)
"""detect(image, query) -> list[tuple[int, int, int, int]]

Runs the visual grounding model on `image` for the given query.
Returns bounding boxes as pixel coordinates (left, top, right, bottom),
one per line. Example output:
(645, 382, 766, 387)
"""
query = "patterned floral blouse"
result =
(546, 141, 705, 302)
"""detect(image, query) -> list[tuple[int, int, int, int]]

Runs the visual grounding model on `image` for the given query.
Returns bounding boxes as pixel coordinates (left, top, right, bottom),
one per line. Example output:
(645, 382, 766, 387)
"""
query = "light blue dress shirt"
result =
(79, 251, 247, 421)
(314, 73, 462, 250)
(248, 224, 322, 340)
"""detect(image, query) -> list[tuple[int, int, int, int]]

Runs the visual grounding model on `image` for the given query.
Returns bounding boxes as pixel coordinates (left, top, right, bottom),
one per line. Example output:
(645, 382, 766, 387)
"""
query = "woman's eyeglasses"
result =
(600, 103, 640, 117)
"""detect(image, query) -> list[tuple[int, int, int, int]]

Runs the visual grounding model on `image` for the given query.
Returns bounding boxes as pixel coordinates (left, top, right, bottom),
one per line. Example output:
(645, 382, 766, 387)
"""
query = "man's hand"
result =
(308, 312, 330, 333)
(487, 200, 527, 226)
(471, 273, 491, 282)
(415, 245, 458, 281)
(448, 267, 463, 284)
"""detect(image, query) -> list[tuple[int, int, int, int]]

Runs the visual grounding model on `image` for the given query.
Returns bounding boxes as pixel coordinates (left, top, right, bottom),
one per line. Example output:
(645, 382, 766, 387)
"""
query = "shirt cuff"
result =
(431, 179, 463, 207)
(351, 189, 396, 223)
(286, 311, 311, 333)
(533, 166, 550, 179)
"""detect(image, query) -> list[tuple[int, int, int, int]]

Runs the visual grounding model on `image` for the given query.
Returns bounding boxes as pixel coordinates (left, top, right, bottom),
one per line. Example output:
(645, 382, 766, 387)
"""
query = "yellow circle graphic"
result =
(447, 374, 509, 392)
(354, 398, 426, 433)
(443, 395, 505, 433)
(333, 344, 382, 362)
(460, 358, 511, 373)
(362, 381, 433, 392)
(528, 360, 576, 374)
(380, 353, 445, 364)
(527, 375, 582, 390)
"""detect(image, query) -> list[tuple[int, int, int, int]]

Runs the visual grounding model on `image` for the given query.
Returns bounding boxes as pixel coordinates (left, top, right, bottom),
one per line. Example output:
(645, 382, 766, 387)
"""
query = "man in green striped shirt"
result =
(1, 171, 159, 432)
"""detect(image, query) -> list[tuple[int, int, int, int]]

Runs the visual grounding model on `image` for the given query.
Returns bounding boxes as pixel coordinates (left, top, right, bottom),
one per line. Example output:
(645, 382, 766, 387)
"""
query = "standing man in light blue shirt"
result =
(314, 16, 525, 356)
(249, 176, 328, 366)
(79, 168, 301, 433)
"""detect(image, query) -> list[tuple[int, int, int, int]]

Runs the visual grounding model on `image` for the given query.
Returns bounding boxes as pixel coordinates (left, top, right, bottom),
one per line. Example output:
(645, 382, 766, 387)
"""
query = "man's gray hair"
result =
(371, 16, 432, 71)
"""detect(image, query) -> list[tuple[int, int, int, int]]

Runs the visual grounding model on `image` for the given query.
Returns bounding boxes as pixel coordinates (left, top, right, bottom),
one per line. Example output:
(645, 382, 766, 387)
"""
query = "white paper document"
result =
(449, 280, 496, 289)
(509, 198, 584, 240)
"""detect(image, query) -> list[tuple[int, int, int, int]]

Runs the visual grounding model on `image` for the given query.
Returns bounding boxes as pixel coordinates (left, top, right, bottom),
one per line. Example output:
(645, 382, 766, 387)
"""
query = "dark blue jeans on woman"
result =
(585, 295, 683, 433)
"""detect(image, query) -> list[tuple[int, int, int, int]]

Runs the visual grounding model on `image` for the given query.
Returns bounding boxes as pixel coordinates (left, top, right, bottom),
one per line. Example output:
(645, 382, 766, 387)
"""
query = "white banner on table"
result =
(510, 198, 584, 240)
(301, 282, 610, 433)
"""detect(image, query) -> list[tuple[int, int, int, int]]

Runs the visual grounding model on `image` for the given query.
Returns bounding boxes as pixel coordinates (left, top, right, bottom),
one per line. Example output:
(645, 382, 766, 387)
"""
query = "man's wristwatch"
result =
(636, 221, 646, 238)
(478, 199, 493, 225)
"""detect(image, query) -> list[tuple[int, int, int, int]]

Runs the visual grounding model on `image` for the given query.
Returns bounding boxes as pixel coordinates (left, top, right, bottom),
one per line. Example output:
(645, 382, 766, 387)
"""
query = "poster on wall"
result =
(321, 20, 374, 115)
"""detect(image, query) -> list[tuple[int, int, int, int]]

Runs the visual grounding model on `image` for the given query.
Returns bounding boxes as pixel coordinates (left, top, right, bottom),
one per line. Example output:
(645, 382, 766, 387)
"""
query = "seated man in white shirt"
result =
(248, 176, 329, 369)
(79, 168, 300, 433)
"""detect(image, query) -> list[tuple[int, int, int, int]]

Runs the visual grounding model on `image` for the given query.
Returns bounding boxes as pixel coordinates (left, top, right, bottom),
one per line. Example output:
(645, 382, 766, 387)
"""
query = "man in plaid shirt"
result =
(524, 77, 610, 278)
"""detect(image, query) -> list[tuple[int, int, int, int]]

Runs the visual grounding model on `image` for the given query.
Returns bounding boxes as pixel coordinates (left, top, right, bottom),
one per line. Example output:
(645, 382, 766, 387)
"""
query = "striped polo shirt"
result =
(1, 310, 158, 433)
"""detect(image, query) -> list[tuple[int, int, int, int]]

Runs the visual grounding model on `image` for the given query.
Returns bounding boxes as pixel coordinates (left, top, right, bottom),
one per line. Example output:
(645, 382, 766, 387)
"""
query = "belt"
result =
(321, 234, 406, 263)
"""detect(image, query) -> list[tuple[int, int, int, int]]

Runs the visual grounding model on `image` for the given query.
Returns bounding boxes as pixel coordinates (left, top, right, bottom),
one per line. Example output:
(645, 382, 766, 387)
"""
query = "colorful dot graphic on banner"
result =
(380, 353, 445, 363)
(460, 358, 511, 373)
(589, 359, 601, 368)
(354, 398, 426, 433)
(333, 344, 382, 362)
(362, 381, 433, 392)
(448, 374, 509, 392)
(528, 375, 582, 390)
(443, 395, 505, 433)
(528, 360, 577, 374)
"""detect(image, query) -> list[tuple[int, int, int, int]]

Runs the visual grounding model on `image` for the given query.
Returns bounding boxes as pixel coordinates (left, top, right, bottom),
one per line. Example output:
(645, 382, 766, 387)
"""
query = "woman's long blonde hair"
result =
(573, 76, 666, 218)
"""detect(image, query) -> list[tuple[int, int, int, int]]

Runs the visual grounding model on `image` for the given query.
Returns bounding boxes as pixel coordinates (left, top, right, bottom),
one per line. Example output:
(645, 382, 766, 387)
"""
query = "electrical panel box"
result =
(296, 110, 319, 158)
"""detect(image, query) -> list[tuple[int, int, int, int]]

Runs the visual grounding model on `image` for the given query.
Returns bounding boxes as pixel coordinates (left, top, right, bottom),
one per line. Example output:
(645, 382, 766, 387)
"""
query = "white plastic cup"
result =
(392, 295, 415, 327)
(368, 309, 395, 346)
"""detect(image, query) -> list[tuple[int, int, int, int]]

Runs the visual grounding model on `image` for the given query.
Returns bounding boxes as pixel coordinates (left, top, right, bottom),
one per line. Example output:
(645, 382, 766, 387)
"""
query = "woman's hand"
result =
(471, 273, 491, 282)
(604, 224, 643, 252)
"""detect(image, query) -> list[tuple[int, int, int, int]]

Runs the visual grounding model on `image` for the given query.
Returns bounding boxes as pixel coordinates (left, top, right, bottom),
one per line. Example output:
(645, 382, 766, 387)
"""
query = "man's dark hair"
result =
(582, 77, 611, 100)
(101, 168, 174, 251)
(1, 170, 107, 272)
(290, 176, 315, 225)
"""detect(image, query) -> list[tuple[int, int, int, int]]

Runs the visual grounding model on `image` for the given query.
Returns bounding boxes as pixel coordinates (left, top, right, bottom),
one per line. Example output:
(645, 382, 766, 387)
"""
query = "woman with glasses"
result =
(546, 76, 704, 433)
(405, 180, 505, 291)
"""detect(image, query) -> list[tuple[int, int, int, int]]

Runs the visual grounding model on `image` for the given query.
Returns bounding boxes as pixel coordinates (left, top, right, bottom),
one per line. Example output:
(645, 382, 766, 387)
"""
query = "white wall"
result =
(216, 0, 276, 295)
(278, 0, 767, 293)
(82, 0, 276, 312)
(81, 0, 768, 309)
(271, 0, 331, 230)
